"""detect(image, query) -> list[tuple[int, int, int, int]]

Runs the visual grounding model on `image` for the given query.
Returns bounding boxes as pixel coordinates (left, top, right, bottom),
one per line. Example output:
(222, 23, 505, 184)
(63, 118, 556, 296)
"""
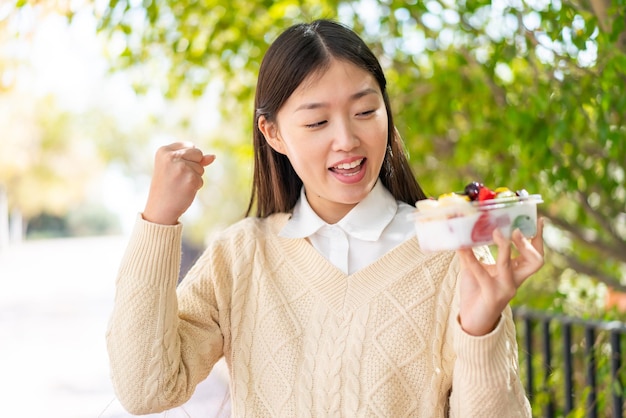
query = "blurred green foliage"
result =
(25, 203, 122, 239)
(96, 0, 626, 303)
(3, 0, 625, 311)
(3, 0, 623, 414)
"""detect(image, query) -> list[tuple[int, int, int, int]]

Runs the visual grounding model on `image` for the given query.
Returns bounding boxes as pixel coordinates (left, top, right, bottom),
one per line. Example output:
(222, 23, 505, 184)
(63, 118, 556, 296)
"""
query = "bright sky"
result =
(0, 7, 230, 416)
(0, 5, 141, 233)
(3, 3, 223, 234)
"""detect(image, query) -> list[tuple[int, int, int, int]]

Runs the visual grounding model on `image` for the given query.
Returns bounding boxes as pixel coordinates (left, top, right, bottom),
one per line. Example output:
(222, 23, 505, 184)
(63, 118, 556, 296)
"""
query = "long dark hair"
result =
(246, 19, 426, 218)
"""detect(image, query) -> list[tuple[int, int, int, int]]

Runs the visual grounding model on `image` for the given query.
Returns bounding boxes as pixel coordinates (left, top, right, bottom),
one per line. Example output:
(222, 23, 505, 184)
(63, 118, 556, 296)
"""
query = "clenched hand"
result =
(142, 142, 216, 225)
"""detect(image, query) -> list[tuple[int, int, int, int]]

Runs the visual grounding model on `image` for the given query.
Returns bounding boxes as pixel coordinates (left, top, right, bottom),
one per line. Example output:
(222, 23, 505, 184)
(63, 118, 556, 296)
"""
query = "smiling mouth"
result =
(330, 158, 365, 176)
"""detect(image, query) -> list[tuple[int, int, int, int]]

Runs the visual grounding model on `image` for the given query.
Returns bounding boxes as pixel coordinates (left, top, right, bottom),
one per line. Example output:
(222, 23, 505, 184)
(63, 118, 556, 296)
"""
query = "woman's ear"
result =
(258, 115, 286, 154)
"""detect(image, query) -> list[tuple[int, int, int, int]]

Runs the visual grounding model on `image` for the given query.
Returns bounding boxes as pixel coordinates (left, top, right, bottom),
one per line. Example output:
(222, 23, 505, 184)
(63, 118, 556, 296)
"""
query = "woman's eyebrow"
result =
(294, 87, 379, 112)
(351, 87, 378, 101)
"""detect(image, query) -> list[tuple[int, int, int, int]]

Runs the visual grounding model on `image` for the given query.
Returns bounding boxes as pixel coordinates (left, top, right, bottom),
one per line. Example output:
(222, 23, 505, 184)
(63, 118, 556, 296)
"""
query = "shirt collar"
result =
(279, 181, 398, 242)
(278, 187, 326, 239)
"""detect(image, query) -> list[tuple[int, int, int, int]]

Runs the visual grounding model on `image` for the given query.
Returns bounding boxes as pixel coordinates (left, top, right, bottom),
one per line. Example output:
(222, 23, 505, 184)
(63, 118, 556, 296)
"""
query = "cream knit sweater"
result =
(106, 213, 531, 417)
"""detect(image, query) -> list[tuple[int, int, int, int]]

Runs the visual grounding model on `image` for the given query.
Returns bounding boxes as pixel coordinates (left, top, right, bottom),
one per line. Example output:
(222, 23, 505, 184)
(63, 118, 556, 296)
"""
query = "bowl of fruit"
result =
(412, 182, 542, 251)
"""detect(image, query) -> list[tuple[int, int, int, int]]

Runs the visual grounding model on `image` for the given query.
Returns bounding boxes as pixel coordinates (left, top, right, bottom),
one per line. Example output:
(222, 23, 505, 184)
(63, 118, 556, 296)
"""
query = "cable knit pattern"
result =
(343, 307, 367, 416)
(106, 213, 531, 417)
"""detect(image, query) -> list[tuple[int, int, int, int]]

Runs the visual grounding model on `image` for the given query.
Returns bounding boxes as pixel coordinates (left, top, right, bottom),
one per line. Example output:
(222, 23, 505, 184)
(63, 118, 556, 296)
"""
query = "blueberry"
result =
(464, 181, 483, 201)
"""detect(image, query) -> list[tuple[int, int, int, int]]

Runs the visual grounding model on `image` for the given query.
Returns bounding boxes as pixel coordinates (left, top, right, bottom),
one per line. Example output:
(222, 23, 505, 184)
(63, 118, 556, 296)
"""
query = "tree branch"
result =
(587, 0, 610, 33)
(553, 249, 626, 291)
(458, 47, 507, 108)
(539, 210, 626, 264)
(576, 188, 625, 245)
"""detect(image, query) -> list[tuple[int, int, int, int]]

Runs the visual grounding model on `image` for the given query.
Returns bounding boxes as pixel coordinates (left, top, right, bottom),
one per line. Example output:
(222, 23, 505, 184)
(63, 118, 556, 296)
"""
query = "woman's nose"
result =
(331, 119, 359, 151)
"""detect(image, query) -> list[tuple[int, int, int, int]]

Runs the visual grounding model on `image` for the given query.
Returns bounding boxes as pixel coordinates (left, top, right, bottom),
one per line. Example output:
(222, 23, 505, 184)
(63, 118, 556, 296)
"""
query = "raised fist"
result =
(142, 142, 215, 225)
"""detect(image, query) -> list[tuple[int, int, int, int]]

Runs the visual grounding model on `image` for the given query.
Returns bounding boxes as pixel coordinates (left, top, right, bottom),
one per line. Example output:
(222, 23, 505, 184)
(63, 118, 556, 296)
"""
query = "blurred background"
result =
(0, 0, 624, 416)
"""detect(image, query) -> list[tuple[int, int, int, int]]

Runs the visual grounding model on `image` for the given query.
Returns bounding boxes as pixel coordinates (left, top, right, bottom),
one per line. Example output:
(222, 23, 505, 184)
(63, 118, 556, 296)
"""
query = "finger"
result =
(512, 228, 539, 260)
(457, 248, 495, 293)
(493, 228, 512, 268)
(201, 154, 216, 166)
(456, 248, 476, 271)
(166, 141, 192, 150)
(511, 228, 544, 285)
(492, 228, 516, 288)
(175, 146, 204, 163)
(185, 154, 215, 177)
(183, 159, 207, 176)
(531, 217, 545, 256)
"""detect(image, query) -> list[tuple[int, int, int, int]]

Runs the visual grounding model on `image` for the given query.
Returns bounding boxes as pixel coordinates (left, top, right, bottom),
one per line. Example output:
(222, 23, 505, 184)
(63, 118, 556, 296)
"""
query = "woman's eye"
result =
(305, 120, 327, 128)
(357, 109, 376, 117)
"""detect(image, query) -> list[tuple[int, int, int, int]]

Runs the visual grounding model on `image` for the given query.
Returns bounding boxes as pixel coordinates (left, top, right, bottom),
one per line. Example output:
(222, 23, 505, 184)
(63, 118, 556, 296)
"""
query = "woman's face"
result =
(259, 59, 388, 224)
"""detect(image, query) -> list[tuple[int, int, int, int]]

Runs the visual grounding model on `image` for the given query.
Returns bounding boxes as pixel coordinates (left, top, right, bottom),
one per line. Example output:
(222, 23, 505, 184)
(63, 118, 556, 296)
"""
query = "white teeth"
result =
(335, 159, 363, 170)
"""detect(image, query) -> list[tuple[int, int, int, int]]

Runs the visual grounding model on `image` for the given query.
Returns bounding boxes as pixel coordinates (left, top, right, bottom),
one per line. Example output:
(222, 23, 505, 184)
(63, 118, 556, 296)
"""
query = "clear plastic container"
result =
(413, 194, 543, 251)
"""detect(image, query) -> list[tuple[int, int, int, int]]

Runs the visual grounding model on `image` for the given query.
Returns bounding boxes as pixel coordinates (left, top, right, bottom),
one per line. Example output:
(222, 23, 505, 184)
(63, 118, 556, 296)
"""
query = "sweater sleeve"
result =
(448, 308, 531, 417)
(105, 216, 225, 415)
(447, 247, 531, 417)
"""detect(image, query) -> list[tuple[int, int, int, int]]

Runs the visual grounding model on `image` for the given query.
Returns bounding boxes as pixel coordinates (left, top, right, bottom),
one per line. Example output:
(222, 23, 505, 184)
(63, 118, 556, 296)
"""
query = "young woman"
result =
(107, 19, 543, 417)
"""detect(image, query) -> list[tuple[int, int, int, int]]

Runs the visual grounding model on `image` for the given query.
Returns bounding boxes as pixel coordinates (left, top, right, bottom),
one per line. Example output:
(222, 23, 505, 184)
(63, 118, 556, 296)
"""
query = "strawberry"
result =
(478, 186, 496, 201)
(471, 212, 495, 243)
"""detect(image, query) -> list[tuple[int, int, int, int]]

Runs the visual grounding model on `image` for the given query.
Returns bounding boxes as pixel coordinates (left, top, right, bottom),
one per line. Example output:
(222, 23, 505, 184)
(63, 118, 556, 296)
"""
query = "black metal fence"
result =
(512, 307, 626, 418)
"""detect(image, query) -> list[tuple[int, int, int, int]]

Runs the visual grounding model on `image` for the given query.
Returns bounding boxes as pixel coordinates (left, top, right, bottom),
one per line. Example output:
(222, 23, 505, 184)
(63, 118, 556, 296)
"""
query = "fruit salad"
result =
(413, 182, 542, 251)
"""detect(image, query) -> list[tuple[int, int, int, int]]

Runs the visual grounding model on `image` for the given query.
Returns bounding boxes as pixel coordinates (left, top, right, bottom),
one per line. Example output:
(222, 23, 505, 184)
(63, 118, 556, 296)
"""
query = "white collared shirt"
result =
(279, 181, 416, 274)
